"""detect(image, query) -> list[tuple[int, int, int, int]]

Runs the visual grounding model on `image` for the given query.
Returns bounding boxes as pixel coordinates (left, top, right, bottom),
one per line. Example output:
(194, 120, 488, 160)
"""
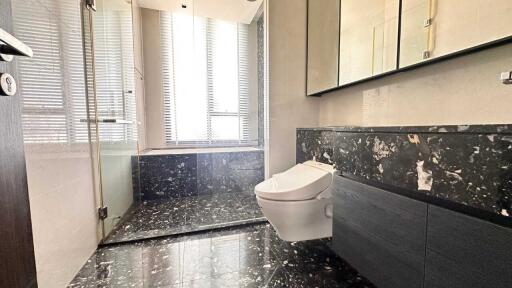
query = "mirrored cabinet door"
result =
(307, 0, 340, 95)
(306, 0, 512, 94)
(339, 0, 399, 85)
(400, 0, 512, 68)
(399, 0, 431, 67)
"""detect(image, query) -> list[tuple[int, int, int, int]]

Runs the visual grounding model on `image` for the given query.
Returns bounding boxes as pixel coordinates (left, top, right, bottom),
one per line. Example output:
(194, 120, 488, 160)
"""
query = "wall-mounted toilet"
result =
(255, 161, 337, 242)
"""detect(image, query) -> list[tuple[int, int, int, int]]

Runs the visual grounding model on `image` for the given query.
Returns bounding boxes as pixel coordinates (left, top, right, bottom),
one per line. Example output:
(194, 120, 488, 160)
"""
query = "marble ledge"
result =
(298, 124, 512, 134)
(296, 125, 512, 227)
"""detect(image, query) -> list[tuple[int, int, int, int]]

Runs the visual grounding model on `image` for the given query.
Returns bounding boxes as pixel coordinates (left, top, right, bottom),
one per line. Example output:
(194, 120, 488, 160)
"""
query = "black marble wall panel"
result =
(131, 156, 141, 202)
(297, 126, 512, 220)
(197, 151, 264, 196)
(296, 129, 335, 165)
(136, 150, 264, 200)
(138, 154, 198, 200)
(257, 15, 265, 147)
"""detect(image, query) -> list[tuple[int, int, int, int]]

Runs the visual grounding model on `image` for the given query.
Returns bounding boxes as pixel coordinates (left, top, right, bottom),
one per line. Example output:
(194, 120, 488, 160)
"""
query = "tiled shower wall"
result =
(257, 14, 265, 147)
(133, 150, 265, 200)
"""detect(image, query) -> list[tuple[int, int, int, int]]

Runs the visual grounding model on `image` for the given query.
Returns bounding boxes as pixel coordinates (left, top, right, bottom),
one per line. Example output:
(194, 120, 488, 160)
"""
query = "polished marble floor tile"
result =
(104, 192, 265, 244)
(69, 223, 375, 288)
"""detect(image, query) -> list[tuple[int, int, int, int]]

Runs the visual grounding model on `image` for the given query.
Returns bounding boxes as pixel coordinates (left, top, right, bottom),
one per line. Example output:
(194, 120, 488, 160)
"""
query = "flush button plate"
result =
(0, 73, 17, 96)
(501, 71, 512, 85)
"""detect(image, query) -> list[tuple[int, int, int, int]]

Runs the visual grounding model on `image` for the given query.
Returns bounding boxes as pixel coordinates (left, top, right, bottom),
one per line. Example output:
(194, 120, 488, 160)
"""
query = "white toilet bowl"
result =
(255, 161, 337, 241)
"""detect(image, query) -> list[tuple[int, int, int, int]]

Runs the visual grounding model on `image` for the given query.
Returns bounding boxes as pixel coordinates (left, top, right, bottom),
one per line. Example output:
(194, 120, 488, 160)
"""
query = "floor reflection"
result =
(104, 192, 265, 244)
(69, 223, 375, 288)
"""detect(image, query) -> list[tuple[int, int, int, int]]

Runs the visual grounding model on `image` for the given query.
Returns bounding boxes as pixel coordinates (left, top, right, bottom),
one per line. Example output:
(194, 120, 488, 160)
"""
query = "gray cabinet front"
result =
(425, 205, 512, 288)
(332, 176, 427, 288)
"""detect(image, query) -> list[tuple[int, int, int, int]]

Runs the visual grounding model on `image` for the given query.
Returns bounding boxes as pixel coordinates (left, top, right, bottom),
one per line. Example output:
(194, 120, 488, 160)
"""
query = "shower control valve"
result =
(0, 73, 17, 96)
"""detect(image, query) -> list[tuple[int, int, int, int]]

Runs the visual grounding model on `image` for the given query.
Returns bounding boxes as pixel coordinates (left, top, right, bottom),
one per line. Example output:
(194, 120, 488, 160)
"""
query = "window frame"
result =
(160, 12, 252, 147)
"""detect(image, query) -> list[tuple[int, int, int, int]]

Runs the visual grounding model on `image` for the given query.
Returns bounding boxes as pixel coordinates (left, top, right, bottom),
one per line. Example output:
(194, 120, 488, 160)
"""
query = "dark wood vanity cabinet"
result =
(424, 205, 512, 288)
(332, 176, 512, 288)
(332, 176, 427, 288)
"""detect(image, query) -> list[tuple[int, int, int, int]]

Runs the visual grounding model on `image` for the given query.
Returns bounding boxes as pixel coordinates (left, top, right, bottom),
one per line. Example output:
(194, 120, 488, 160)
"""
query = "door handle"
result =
(0, 28, 33, 58)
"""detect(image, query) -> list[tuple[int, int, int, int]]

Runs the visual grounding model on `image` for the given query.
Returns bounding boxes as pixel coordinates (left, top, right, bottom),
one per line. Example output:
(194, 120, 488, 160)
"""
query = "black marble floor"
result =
(69, 223, 376, 288)
(104, 192, 266, 244)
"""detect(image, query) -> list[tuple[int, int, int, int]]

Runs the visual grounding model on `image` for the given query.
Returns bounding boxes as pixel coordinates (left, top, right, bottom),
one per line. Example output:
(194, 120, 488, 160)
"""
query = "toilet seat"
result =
(254, 161, 337, 241)
(255, 161, 336, 201)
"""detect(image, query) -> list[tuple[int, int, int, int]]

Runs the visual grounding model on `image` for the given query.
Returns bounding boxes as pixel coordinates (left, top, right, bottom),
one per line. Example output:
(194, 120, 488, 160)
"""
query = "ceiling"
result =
(98, 0, 132, 11)
(137, 0, 263, 24)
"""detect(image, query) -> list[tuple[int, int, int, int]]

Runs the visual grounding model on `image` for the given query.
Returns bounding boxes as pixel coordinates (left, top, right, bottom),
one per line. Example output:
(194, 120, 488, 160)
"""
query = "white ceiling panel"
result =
(137, 0, 263, 24)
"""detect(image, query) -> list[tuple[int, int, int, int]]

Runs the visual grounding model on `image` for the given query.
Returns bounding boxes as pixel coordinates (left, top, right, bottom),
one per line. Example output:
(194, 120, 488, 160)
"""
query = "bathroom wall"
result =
(319, 43, 512, 127)
(12, 0, 100, 286)
(267, 0, 320, 175)
(141, 8, 166, 148)
(267, 0, 512, 175)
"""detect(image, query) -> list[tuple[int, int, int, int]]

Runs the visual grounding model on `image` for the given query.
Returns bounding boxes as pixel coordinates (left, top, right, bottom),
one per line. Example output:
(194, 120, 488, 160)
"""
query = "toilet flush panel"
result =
(332, 176, 427, 288)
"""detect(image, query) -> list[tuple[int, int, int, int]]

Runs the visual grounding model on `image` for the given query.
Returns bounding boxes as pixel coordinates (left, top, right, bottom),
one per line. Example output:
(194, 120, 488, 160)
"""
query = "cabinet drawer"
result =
(332, 176, 427, 288)
(425, 205, 512, 288)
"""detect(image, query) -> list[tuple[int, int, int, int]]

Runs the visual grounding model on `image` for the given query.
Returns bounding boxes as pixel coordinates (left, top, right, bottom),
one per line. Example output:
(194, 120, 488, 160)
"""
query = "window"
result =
(160, 11, 250, 146)
(13, 0, 88, 144)
(93, 5, 137, 143)
(12, 0, 136, 144)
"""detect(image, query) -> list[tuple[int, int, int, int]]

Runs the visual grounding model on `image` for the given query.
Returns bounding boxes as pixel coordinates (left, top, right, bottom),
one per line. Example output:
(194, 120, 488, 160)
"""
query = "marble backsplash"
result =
(297, 125, 512, 220)
(133, 150, 264, 200)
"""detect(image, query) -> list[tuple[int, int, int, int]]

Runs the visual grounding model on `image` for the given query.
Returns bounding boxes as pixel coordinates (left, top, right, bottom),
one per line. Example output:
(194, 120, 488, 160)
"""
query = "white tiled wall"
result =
(268, 0, 320, 175)
(24, 144, 99, 287)
(319, 43, 512, 126)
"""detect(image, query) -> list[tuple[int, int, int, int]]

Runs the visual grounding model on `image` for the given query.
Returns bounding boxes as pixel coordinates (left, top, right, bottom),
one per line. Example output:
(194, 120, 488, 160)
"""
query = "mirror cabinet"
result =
(307, 0, 340, 95)
(339, 0, 399, 85)
(399, 0, 431, 67)
(307, 0, 512, 95)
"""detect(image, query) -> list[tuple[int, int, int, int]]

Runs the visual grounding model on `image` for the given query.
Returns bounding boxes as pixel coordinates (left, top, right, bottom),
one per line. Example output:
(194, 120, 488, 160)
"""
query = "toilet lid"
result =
(255, 161, 334, 201)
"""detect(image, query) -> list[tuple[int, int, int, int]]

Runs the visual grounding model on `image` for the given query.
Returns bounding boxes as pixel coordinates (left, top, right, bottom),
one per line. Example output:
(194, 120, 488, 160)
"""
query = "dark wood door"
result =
(0, 0, 38, 286)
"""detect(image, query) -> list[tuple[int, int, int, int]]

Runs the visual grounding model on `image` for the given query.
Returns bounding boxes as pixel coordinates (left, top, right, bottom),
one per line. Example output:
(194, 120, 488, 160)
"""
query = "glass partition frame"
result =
(81, 0, 141, 243)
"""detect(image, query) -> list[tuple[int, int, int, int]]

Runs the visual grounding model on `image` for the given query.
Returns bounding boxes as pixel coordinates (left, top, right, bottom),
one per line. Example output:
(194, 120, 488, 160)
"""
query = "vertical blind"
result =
(12, 0, 137, 144)
(160, 11, 250, 145)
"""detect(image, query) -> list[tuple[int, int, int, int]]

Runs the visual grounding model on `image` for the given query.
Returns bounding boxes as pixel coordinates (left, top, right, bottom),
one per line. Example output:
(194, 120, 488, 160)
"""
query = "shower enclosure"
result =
(81, 0, 268, 244)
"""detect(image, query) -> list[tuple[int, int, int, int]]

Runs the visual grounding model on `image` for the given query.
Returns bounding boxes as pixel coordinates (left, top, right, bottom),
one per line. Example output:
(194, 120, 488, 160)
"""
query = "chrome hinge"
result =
(423, 18, 433, 28)
(422, 51, 431, 60)
(98, 206, 108, 220)
(86, 0, 97, 11)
